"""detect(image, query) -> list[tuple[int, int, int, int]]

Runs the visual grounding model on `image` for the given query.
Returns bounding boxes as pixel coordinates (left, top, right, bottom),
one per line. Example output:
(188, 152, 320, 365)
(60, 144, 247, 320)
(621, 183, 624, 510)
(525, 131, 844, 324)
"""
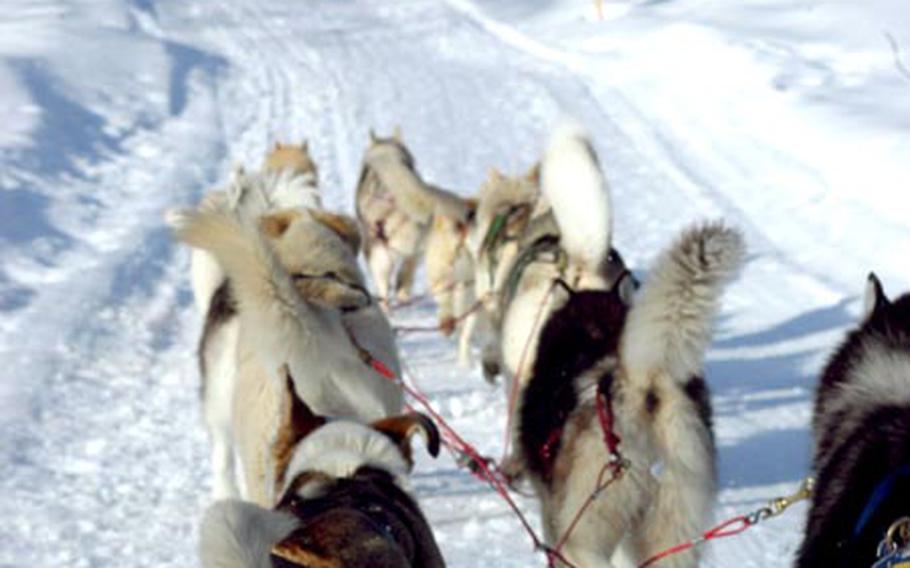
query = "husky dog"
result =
(797, 274, 910, 567)
(200, 370, 444, 568)
(355, 128, 465, 307)
(468, 165, 545, 381)
(424, 197, 479, 367)
(518, 222, 744, 567)
(191, 141, 322, 315)
(170, 205, 403, 505)
(496, 124, 630, 469)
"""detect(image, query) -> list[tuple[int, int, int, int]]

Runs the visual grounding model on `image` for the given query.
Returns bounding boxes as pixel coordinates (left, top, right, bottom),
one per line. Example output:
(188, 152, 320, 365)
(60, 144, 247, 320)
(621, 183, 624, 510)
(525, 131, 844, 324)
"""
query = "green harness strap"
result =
(501, 234, 567, 308)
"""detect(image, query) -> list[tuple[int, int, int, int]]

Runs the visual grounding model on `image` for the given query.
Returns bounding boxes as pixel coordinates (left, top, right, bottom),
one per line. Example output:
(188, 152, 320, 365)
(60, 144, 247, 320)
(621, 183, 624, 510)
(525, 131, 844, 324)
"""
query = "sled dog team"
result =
(168, 126, 910, 567)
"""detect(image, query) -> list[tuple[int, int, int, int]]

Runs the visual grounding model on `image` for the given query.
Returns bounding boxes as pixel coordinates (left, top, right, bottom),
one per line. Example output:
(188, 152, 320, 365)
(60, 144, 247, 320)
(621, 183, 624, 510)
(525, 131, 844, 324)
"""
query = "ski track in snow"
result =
(1, 0, 907, 566)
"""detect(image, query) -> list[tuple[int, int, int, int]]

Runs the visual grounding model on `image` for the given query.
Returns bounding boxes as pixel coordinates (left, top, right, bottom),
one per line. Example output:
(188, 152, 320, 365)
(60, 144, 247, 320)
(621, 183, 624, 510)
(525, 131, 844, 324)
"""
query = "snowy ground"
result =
(1, 0, 908, 566)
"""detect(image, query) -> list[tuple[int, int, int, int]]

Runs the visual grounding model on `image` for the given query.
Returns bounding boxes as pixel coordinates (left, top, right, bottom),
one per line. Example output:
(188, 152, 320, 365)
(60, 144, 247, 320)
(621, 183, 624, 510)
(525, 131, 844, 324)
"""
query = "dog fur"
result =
(192, 143, 322, 315)
(355, 129, 466, 307)
(469, 165, 544, 382)
(199, 375, 444, 568)
(796, 274, 910, 567)
(171, 206, 403, 505)
(498, 125, 628, 464)
(519, 222, 744, 567)
(425, 198, 479, 367)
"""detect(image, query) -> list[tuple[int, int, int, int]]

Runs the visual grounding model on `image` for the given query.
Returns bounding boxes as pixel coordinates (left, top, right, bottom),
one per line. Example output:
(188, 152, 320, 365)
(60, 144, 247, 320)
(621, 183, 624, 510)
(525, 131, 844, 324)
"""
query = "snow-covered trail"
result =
(2, 0, 907, 566)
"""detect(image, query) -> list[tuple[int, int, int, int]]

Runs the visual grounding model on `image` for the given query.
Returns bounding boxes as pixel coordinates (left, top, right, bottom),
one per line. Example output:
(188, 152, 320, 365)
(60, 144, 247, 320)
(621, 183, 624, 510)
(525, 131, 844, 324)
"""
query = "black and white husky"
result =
(518, 222, 744, 567)
(797, 274, 910, 567)
(497, 122, 629, 473)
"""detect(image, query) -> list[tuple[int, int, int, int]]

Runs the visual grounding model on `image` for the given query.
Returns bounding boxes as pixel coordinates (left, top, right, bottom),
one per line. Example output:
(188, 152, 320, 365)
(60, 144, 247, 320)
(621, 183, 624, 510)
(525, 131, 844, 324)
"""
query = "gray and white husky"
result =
(518, 221, 744, 567)
(355, 128, 466, 307)
(797, 274, 910, 567)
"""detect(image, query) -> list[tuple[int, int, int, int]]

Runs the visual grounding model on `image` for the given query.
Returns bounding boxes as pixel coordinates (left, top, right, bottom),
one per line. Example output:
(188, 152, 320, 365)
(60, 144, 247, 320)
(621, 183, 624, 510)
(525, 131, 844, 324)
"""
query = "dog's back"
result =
(798, 275, 910, 567)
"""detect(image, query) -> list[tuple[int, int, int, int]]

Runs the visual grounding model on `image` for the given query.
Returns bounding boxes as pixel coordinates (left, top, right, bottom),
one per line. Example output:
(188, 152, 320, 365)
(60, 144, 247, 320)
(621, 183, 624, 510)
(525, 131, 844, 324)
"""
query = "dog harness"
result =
(873, 517, 910, 568)
(501, 234, 566, 308)
(479, 202, 533, 286)
(855, 465, 910, 537)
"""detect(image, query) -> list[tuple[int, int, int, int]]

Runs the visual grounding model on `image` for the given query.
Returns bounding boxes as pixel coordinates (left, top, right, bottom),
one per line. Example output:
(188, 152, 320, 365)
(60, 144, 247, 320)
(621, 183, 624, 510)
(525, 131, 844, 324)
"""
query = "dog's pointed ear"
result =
(392, 124, 403, 142)
(863, 272, 889, 321)
(525, 161, 541, 185)
(260, 210, 301, 239)
(369, 128, 379, 144)
(274, 141, 282, 150)
(373, 413, 441, 460)
(300, 139, 309, 152)
(309, 209, 362, 253)
(487, 167, 503, 182)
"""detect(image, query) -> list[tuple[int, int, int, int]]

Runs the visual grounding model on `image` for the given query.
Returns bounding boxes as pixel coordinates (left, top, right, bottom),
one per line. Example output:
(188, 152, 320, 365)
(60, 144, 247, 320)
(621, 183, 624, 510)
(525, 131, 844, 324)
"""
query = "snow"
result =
(1, 0, 907, 566)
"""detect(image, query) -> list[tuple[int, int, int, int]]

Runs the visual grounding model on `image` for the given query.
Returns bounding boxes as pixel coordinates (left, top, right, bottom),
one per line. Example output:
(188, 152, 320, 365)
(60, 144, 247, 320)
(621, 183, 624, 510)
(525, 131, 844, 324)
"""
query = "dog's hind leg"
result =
(367, 245, 395, 309)
(454, 281, 475, 367)
(205, 366, 240, 500)
(639, 384, 715, 568)
(395, 254, 419, 302)
(457, 312, 476, 369)
(202, 321, 241, 500)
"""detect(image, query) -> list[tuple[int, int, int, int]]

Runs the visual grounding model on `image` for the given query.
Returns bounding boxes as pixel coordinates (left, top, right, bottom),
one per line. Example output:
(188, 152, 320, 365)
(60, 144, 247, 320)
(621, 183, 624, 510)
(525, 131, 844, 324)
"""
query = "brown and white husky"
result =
(170, 204, 403, 505)
(200, 370, 444, 567)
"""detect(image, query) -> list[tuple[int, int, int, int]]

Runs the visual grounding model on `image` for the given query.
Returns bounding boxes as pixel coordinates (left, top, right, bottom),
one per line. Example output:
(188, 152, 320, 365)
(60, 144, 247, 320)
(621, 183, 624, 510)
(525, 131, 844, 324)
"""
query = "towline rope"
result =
(638, 477, 815, 567)
(344, 311, 635, 568)
(392, 293, 486, 335)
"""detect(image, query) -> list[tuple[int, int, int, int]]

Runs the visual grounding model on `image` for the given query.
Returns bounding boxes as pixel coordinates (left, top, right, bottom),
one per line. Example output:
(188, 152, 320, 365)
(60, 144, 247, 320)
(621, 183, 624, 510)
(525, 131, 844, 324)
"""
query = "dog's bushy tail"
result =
(621, 222, 745, 566)
(541, 120, 612, 268)
(199, 500, 298, 568)
(622, 222, 744, 382)
(168, 208, 304, 323)
(168, 208, 319, 376)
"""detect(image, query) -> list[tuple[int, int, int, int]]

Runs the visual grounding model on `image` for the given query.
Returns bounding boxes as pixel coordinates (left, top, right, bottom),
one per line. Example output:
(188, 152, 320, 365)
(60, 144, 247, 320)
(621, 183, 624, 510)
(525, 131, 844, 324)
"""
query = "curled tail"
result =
(541, 120, 612, 268)
(622, 222, 745, 382)
(168, 208, 305, 324)
(199, 500, 298, 568)
(621, 222, 745, 566)
(168, 208, 322, 383)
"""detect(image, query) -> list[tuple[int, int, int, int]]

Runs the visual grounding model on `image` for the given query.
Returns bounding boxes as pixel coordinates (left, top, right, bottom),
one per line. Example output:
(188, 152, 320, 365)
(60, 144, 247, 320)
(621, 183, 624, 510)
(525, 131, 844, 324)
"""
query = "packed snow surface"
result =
(1, 0, 907, 566)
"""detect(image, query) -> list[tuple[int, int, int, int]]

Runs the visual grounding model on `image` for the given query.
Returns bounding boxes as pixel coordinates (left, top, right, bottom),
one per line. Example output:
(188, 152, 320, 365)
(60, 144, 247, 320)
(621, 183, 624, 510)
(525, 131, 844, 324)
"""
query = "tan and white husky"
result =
(170, 204, 403, 505)
(424, 197, 479, 367)
(355, 128, 465, 307)
(468, 164, 545, 382)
